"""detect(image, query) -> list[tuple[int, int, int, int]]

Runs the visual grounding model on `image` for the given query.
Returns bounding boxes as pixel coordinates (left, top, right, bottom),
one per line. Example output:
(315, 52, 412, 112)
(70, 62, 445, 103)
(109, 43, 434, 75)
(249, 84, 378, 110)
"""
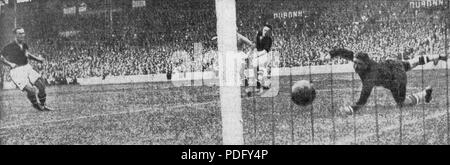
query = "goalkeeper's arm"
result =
(344, 82, 374, 113)
(353, 83, 373, 111)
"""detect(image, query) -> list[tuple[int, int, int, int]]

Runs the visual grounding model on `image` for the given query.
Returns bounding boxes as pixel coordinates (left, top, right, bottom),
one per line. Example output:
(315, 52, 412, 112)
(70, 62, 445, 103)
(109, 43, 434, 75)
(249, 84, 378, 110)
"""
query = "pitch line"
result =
(0, 100, 219, 130)
(335, 110, 448, 145)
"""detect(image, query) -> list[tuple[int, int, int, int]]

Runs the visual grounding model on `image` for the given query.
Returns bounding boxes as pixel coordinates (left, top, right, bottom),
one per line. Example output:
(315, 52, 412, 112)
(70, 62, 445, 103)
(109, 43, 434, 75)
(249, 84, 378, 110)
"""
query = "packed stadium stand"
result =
(1, 0, 448, 85)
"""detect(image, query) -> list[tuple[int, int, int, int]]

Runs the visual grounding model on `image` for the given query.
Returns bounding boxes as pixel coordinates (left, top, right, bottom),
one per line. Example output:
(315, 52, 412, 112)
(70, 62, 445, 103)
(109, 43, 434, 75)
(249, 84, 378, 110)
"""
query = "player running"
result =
(329, 48, 446, 115)
(212, 25, 273, 95)
(0, 27, 53, 111)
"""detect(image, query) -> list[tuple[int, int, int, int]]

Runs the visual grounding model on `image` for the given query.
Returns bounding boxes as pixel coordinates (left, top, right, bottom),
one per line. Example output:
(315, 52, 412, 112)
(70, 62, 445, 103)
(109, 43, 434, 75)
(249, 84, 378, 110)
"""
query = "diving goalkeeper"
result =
(329, 48, 446, 115)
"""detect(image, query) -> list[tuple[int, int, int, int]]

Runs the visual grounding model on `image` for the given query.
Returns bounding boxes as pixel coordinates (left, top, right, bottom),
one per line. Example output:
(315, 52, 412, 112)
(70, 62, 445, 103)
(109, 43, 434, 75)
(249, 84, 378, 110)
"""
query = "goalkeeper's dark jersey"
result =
(351, 59, 411, 111)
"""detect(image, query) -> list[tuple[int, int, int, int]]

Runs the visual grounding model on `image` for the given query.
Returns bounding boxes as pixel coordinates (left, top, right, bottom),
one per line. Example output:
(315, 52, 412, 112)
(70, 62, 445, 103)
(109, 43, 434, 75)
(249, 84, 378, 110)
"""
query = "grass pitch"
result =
(0, 69, 449, 145)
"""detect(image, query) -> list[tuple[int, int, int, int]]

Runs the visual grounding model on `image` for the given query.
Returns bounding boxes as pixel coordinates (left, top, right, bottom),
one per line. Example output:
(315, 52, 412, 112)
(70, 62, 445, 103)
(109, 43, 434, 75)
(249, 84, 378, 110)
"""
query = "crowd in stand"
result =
(2, 0, 449, 85)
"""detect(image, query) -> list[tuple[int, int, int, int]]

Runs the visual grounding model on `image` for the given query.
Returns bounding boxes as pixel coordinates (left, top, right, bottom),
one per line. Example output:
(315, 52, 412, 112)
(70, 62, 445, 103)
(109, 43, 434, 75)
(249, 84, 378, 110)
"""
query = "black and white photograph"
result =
(1, 0, 450, 150)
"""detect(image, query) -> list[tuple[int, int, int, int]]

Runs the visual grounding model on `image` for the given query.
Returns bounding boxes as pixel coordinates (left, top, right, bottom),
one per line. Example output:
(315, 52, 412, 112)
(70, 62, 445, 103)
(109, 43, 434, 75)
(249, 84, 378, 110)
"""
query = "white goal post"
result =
(215, 0, 244, 145)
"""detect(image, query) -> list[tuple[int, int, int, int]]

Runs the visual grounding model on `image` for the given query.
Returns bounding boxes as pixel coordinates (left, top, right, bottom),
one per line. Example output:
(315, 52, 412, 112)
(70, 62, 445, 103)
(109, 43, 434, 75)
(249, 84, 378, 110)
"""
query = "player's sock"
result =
(27, 92, 43, 111)
(404, 86, 432, 106)
(418, 56, 426, 65)
(38, 93, 46, 106)
(425, 54, 446, 65)
(244, 76, 249, 87)
(27, 92, 39, 105)
(256, 81, 261, 89)
(34, 78, 52, 110)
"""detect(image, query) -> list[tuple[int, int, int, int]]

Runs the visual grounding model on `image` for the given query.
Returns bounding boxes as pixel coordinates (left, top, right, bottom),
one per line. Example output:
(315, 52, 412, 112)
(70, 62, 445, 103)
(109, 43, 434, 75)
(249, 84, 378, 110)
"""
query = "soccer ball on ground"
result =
(291, 80, 316, 106)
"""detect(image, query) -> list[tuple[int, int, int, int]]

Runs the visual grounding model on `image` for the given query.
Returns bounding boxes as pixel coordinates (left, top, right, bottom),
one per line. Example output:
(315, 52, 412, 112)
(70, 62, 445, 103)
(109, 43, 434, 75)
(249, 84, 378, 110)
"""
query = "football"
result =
(291, 80, 316, 106)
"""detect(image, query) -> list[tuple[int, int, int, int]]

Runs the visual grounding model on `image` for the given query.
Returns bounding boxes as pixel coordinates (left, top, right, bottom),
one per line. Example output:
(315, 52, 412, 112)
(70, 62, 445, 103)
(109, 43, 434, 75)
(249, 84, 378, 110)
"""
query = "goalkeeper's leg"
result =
(407, 54, 447, 70)
(403, 86, 433, 107)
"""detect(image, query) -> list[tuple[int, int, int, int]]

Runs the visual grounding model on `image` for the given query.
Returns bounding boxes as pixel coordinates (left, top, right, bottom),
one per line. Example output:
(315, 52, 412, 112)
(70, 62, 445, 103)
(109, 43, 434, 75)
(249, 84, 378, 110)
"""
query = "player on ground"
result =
(253, 24, 273, 92)
(329, 48, 446, 115)
(0, 27, 53, 111)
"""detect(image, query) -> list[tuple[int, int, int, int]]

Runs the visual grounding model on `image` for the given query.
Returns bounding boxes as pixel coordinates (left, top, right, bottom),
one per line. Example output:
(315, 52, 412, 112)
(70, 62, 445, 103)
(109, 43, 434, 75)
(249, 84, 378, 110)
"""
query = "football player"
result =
(0, 27, 53, 111)
(329, 48, 446, 115)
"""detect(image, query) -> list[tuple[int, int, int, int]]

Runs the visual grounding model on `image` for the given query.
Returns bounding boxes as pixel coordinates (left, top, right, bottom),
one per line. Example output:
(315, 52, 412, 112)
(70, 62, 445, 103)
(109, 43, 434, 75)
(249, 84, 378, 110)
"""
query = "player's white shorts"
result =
(238, 51, 249, 67)
(9, 64, 41, 90)
(238, 51, 248, 60)
(252, 51, 270, 68)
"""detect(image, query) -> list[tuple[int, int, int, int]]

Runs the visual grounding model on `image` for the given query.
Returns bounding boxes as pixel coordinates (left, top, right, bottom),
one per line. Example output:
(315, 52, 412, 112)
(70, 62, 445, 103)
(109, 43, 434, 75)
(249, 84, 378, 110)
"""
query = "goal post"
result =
(215, 0, 244, 145)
